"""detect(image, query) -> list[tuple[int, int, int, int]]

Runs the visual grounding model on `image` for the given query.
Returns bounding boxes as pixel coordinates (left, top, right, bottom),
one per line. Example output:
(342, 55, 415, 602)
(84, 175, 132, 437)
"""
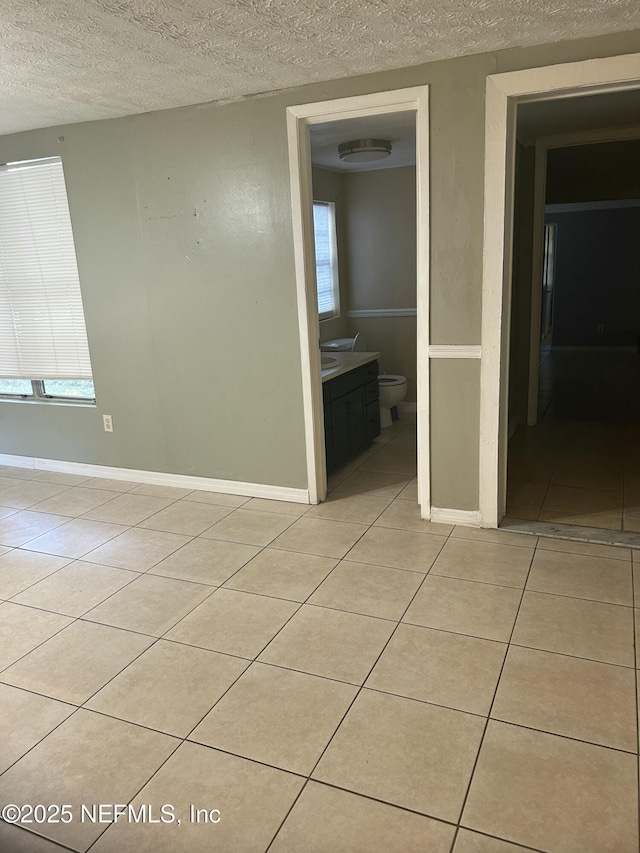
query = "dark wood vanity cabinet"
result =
(323, 360, 380, 473)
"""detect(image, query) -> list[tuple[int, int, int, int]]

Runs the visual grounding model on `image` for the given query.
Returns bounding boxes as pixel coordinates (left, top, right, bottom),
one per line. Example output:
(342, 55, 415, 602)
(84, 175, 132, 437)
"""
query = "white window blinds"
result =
(312, 201, 340, 320)
(0, 156, 93, 380)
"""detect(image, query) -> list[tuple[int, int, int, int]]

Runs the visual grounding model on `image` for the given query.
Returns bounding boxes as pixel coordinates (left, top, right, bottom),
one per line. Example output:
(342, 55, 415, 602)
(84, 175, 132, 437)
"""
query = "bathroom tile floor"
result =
(0, 413, 639, 852)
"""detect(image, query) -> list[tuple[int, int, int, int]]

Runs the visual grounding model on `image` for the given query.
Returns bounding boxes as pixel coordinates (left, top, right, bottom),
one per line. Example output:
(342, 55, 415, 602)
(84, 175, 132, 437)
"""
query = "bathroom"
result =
(309, 113, 418, 500)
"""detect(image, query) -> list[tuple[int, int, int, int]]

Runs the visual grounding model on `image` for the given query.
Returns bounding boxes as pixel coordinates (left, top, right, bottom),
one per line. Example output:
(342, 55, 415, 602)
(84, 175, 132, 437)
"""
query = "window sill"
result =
(0, 396, 97, 408)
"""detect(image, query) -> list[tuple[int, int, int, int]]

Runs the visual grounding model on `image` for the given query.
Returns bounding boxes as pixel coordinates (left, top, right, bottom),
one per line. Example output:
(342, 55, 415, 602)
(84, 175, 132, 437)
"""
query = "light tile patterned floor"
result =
(0, 416, 639, 851)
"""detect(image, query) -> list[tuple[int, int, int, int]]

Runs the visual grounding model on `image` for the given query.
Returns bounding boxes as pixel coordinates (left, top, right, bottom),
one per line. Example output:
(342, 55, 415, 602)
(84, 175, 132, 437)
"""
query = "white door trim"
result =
(479, 52, 640, 528)
(286, 86, 431, 513)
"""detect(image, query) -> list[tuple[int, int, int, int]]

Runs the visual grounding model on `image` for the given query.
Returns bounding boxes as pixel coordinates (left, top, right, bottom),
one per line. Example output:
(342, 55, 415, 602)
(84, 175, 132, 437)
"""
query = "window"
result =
(0, 155, 95, 402)
(312, 201, 340, 321)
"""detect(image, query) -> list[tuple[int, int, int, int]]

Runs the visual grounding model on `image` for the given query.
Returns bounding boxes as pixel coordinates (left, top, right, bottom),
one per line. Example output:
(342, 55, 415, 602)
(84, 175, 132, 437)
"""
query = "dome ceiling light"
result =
(338, 139, 392, 163)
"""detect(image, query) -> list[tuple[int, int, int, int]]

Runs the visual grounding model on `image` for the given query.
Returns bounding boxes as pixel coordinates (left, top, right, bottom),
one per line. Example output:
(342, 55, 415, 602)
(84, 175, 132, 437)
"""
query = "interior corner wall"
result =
(1, 26, 639, 504)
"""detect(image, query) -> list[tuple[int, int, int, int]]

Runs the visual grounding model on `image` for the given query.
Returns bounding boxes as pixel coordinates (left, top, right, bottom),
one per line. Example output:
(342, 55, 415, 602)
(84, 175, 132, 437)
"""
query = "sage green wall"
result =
(343, 167, 418, 400)
(1, 27, 638, 505)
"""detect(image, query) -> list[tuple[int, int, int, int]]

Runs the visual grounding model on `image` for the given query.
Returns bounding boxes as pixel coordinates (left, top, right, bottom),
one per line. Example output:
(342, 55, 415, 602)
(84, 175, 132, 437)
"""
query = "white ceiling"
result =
(311, 111, 416, 172)
(2, 0, 640, 137)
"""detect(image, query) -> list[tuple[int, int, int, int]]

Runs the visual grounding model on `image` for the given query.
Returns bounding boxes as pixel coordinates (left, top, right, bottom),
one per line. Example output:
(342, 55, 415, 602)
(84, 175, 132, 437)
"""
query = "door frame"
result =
(286, 86, 430, 511)
(479, 52, 640, 528)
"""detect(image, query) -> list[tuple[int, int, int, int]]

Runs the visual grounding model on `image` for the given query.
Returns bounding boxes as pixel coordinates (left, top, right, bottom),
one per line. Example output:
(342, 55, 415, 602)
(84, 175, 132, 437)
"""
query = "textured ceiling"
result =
(2, 0, 640, 136)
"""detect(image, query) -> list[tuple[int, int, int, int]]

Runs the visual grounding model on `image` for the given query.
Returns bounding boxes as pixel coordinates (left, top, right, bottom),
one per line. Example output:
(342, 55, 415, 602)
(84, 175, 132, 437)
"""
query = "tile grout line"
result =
(263, 514, 452, 852)
(449, 533, 541, 851)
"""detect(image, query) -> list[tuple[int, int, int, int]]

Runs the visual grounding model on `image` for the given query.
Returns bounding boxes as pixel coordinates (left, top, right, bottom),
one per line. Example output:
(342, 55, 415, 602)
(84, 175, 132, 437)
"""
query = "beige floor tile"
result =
(91, 741, 303, 853)
(0, 504, 18, 518)
(367, 623, 506, 715)
(86, 640, 248, 737)
(492, 645, 637, 752)
(397, 477, 418, 501)
(166, 588, 299, 658)
(359, 449, 418, 476)
(85, 573, 212, 636)
(634, 562, 640, 607)
(0, 683, 75, 774)
(258, 605, 395, 684)
(462, 720, 638, 853)
(0, 602, 72, 669)
(0, 480, 70, 509)
(0, 822, 72, 852)
(1, 620, 153, 704)
(83, 527, 191, 571)
(137, 500, 232, 535)
(451, 526, 536, 548)
(305, 492, 392, 525)
(0, 467, 42, 480)
(201, 508, 298, 546)
(454, 828, 556, 851)
(374, 499, 454, 535)
(346, 526, 446, 572)
(148, 537, 259, 585)
(130, 483, 194, 499)
(183, 489, 250, 507)
(0, 550, 71, 599)
(308, 561, 422, 620)
(271, 517, 368, 559)
(0, 510, 69, 547)
(83, 492, 175, 525)
(527, 548, 633, 605)
(224, 548, 337, 601)
(314, 689, 484, 822)
(403, 575, 522, 642)
(81, 477, 140, 492)
(242, 497, 311, 516)
(30, 486, 115, 517)
(191, 662, 357, 774)
(271, 782, 455, 853)
(23, 518, 128, 559)
(0, 476, 24, 491)
(623, 514, 640, 532)
(506, 479, 548, 509)
(551, 463, 623, 494)
(333, 470, 411, 498)
(512, 591, 635, 666)
(0, 710, 177, 851)
(430, 538, 532, 589)
(35, 471, 94, 487)
(12, 561, 138, 617)
(537, 536, 631, 561)
(539, 509, 623, 530)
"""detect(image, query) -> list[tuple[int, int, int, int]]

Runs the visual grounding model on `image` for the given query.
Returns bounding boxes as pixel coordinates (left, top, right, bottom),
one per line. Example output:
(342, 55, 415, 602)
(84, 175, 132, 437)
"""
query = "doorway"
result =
(286, 87, 430, 513)
(479, 52, 640, 537)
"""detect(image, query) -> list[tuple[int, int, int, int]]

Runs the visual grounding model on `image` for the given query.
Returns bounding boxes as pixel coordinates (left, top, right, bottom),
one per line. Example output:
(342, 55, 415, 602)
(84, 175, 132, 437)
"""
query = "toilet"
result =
(378, 375, 407, 428)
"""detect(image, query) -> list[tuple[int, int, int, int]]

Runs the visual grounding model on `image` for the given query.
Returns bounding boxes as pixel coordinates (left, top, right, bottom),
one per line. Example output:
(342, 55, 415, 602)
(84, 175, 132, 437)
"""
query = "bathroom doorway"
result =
(286, 87, 430, 514)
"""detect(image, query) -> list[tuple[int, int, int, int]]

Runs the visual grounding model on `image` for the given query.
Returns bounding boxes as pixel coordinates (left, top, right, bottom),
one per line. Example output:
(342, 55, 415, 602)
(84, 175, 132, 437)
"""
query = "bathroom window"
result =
(312, 201, 340, 321)
(0, 155, 95, 403)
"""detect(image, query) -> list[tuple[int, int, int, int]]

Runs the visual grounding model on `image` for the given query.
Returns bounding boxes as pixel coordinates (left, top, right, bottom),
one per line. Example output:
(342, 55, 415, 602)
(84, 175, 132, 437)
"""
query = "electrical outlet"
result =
(597, 324, 604, 333)
(103, 414, 113, 433)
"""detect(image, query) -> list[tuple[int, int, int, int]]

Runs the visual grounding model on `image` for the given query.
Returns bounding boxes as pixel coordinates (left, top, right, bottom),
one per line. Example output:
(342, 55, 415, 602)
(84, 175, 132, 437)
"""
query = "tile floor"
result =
(0, 414, 639, 851)
(508, 351, 640, 531)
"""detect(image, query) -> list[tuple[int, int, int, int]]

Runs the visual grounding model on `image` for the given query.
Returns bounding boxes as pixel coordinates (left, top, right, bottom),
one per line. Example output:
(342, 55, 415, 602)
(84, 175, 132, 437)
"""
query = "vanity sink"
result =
(321, 355, 339, 369)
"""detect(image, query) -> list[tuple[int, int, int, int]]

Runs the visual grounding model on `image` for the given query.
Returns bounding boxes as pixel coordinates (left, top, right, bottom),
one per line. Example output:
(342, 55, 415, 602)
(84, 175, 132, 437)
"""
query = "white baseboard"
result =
(398, 402, 417, 413)
(430, 506, 482, 527)
(0, 454, 310, 504)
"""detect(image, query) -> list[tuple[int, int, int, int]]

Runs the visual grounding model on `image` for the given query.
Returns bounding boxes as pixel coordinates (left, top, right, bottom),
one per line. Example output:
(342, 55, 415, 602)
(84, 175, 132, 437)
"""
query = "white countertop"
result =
(321, 351, 380, 383)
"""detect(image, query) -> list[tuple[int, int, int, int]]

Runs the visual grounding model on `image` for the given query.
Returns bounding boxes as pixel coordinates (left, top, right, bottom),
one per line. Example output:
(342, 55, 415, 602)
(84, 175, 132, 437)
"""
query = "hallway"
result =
(507, 350, 640, 532)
